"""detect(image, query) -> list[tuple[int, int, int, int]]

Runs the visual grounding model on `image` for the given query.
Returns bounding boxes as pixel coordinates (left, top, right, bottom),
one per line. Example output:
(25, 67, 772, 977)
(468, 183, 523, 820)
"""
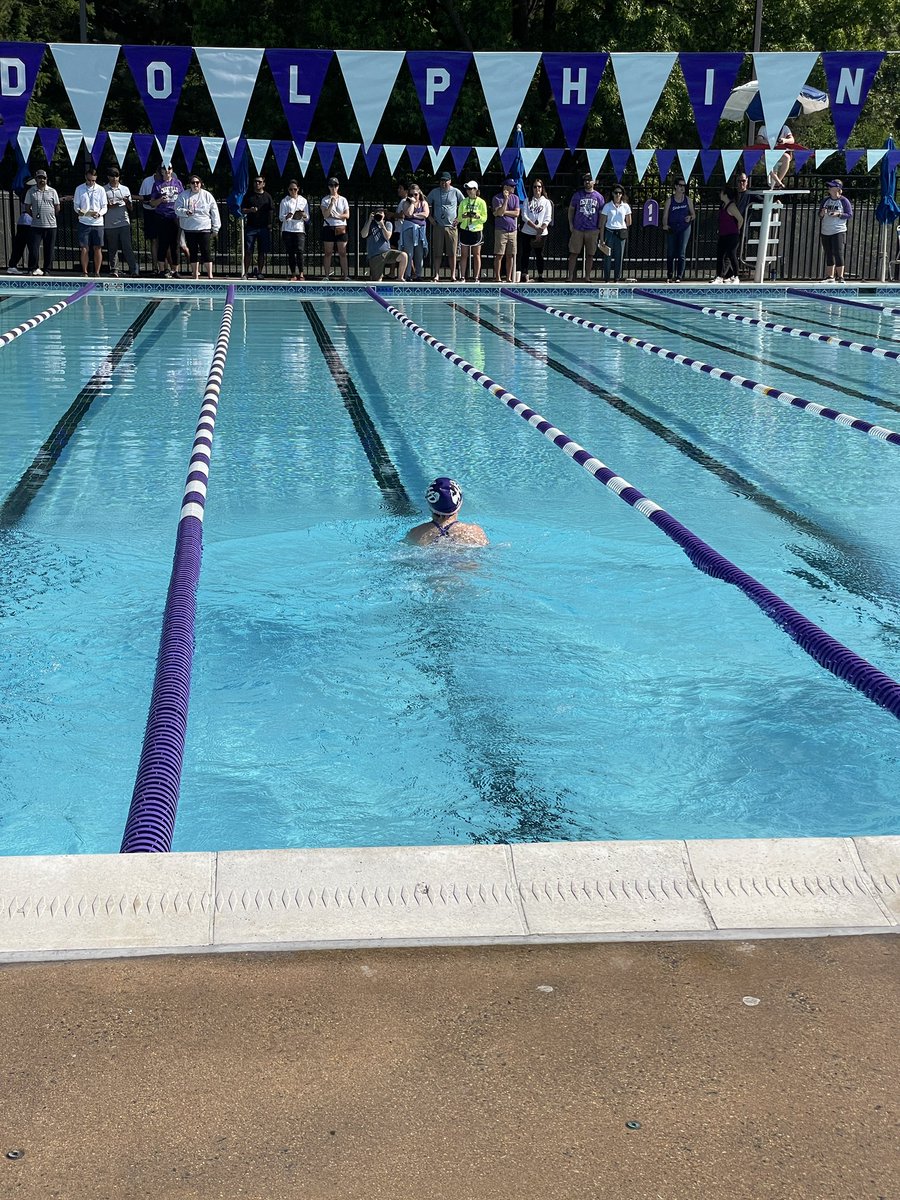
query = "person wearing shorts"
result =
(241, 175, 274, 278)
(492, 178, 520, 282)
(457, 182, 487, 281)
(73, 166, 107, 275)
(321, 177, 350, 279)
(567, 173, 605, 281)
(361, 207, 408, 281)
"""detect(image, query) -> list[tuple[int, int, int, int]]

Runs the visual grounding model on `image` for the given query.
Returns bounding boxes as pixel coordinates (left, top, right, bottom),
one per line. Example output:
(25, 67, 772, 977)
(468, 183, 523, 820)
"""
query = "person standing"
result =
(150, 164, 183, 278)
(598, 186, 632, 282)
(279, 180, 310, 281)
(567, 173, 605, 282)
(175, 174, 221, 279)
(320, 177, 350, 280)
(426, 170, 465, 282)
(241, 174, 274, 279)
(6, 178, 35, 274)
(457, 182, 487, 282)
(24, 170, 60, 275)
(139, 167, 163, 268)
(518, 179, 552, 282)
(492, 178, 520, 282)
(819, 179, 853, 283)
(712, 186, 744, 283)
(662, 178, 694, 283)
(73, 166, 107, 276)
(397, 183, 429, 281)
(103, 167, 140, 278)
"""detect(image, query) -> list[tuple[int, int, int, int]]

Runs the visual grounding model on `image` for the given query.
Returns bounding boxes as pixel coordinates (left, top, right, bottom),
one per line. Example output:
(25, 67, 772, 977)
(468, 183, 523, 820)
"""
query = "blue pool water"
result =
(2, 288, 900, 855)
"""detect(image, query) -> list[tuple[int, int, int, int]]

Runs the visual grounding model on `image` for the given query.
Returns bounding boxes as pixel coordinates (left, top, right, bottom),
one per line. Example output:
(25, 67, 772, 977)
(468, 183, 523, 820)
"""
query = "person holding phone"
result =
(73, 166, 108, 276)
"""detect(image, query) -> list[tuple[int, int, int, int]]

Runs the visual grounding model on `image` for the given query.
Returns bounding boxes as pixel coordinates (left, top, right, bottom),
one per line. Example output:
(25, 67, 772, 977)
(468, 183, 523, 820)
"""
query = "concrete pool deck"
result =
(1, 935, 897, 1198)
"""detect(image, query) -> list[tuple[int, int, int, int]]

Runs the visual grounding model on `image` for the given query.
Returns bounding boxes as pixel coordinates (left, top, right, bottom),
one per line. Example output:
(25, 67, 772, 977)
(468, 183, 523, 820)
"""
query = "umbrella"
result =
(875, 136, 900, 281)
(512, 123, 527, 206)
(721, 82, 829, 123)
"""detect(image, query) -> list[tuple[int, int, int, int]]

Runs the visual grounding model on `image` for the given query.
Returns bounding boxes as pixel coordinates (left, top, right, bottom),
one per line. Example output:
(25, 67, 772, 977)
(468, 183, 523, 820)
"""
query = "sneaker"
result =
(710, 276, 723, 284)
(297, 274, 305, 281)
(7, 266, 19, 275)
(665, 278, 673, 284)
(431, 277, 440, 283)
(836, 277, 847, 284)
(110, 271, 119, 278)
(240, 273, 247, 279)
(31, 268, 43, 276)
(821, 277, 836, 284)
(727, 276, 740, 284)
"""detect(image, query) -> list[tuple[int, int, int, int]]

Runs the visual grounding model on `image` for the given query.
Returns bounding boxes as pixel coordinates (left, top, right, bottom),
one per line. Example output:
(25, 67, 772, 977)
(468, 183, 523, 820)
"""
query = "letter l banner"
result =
(266, 50, 332, 149)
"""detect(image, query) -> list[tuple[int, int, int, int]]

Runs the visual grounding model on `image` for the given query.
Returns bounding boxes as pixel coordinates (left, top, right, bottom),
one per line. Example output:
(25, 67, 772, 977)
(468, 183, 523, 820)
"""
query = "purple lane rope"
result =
(120, 286, 236, 853)
(791, 288, 900, 317)
(366, 286, 900, 720)
(0, 283, 94, 348)
(505, 289, 900, 449)
(636, 287, 900, 361)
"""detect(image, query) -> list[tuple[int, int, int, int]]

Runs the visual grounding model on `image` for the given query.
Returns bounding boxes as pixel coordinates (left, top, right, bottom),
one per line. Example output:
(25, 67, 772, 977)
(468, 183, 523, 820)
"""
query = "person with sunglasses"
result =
(149, 164, 183, 278)
(175, 174, 221, 280)
(320, 177, 350, 280)
(398, 183, 429, 281)
(103, 167, 139, 278)
(457, 182, 487, 282)
(518, 179, 552, 282)
(241, 175, 274, 279)
(661, 178, 694, 283)
(598, 186, 632, 282)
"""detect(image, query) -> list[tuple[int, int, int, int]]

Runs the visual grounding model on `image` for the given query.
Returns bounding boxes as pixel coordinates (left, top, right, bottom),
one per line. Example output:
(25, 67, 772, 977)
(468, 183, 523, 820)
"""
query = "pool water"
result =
(2, 289, 900, 855)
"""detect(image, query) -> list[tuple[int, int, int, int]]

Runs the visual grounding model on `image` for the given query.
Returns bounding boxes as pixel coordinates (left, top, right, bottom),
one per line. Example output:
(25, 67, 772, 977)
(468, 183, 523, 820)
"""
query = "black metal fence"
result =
(2, 177, 896, 283)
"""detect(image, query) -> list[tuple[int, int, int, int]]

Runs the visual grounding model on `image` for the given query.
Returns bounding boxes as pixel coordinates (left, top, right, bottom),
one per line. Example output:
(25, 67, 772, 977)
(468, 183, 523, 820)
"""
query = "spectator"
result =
(103, 167, 140, 278)
(758, 123, 794, 189)
(320, 177, 350, 281)
(175, 174, 221, 280)
(518, 178, 552, 283)
(662, 178, 694, 283)
(24, 170, 60, 276)
(150, 164, 183, 278)
(492, 178, 520, 283)
(397, 182, 429, 281)
(567, 172, 605, 282)
(819, 179, 853, 283)
(241, 174, 274, 279)
(73, 165, 107, 276)
(140, 167, 163, 268)
(6, 178, 35, 274)
(599, 185, 632, 282)
(426, 170, 465, 282)
(457, 181, 487, 282)
(361, 206, 408, 281)
(391, 182, 410, 277)
(712, 186, 744, 283)
(279, 179, 310, 281)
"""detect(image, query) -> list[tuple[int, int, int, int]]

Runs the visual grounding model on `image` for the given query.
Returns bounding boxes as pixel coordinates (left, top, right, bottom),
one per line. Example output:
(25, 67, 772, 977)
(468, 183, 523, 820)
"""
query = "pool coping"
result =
(1, 837, 897, 962)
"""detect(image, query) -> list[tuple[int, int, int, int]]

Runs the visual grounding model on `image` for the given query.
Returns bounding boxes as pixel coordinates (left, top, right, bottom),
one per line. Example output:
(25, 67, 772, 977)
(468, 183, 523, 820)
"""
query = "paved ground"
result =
(1, 935, 897, 1199)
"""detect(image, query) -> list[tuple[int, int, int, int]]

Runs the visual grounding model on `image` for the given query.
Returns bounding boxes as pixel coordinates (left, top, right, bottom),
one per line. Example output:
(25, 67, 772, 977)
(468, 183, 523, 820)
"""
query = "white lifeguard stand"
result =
(744, 188, 809, 282)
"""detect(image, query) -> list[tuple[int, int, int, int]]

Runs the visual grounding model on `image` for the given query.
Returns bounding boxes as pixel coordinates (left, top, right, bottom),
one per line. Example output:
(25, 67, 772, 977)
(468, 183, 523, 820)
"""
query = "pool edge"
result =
(1, 836, 897, 961)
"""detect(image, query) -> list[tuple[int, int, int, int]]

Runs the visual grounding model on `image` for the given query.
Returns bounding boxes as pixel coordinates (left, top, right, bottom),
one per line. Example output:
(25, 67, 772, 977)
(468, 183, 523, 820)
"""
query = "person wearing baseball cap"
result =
(567, 173, 605, 282)
(24, 170, 60, 275)
(457, 181, 487, 282)
(406, 477, 488, 546)
(819, 179, 853, 283)
(426, 171, 465, 282)
(492, 177, 520, 282)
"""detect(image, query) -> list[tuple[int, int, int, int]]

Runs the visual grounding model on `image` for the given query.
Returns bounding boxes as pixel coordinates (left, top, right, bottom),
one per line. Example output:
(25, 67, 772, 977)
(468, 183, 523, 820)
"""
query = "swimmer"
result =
(406, 477, 488, 546)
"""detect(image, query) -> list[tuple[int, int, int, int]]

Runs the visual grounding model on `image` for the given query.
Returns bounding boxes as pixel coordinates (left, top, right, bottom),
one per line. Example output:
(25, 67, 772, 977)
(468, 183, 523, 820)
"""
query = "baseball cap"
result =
(35, 170, 47, 178)
(582, 172, 594, 181)
(503, 177, 515, 186)
(439, 170, 452, 181)
(827, 178, 843, 188)
(464, 180, 478, 189)
(425, 477, 462, 515)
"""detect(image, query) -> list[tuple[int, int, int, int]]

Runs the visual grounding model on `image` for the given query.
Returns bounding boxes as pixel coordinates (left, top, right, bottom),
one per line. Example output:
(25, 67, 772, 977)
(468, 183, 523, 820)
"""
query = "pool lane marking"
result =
(792, 288, 900, 316)
(0, 283, 94, 349)
(506, 290, 900, 449)
(121, 287, 236, 855)
(300, 300, 416, 517)
(636, 288, 900, 363)
(0, 300, 161, 527)
(366, 287, 900, 720)
(449, 301, 892, 606)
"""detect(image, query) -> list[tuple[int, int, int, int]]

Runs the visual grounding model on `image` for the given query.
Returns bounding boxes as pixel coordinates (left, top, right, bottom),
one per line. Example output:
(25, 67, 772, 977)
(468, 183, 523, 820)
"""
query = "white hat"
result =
(464, 180, 479, 189)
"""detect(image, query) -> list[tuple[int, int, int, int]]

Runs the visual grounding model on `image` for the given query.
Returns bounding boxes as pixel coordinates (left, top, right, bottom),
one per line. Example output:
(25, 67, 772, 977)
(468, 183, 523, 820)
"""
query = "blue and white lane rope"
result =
(0, 283, 95, 348)
(121, 285, 236, 854)
(791, 288, 900, 317)
(365, 287, 900, 719)
(505, 290, 900, 449)
(635, 288, 900, 361)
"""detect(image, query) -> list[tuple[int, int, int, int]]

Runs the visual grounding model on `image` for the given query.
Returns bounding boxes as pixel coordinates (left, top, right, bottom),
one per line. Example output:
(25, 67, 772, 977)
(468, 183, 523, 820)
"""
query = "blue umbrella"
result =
(228, 141, 249, 221)
(512, 123, 527, 205)
(722, 83, 829, 123)
(876, 137, 900, 280)
(12, 140, 33, 193)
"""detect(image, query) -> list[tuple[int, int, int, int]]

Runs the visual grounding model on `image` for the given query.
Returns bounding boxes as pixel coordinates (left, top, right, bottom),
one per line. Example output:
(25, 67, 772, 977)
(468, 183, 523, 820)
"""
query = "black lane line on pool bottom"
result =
(590, 302, 900, 417)
(451, 301, 898, 609)
(0, 300, 161, 527)
(301, 300, 416, 516)
(762, 304, 900, 347)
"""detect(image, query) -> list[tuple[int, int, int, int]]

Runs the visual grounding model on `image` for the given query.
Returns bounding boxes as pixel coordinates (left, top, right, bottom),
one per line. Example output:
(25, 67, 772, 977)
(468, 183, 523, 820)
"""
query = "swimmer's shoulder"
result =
(405, 521, 488, 547)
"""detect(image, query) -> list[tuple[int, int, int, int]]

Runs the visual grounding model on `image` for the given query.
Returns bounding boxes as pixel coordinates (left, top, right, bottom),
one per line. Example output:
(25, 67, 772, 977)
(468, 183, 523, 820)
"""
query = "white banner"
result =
(17, 126, 37, 159)
(867, 149, 887, 170)
(586, 148, 607, 178)
(815, 149, 837, 168)
(156, 134, 179, 163)
(195, 47, 264, 144)
(50, 43, 120, 140)
(246, 138, 270, 174)
(611, 53, 676, 148)
(632, 149, 655, 181)
(294, 141, 317, 174)
(753, 52, 819, 144)
(383, 144, 406, 175)
(107, 132, 132, 166)
(60, 128, 84, 165)
(474, 52, 541, 149)
(521, 147, 542, 176)
(720, 149, 743, 179)
(337, 50, 405, 149)
(201, 137, 224, 169)
(428, 145, 450, 170)
(475, 146, 496, 173)
(677, 149, 699, 179)
(338, 141, 359, 177)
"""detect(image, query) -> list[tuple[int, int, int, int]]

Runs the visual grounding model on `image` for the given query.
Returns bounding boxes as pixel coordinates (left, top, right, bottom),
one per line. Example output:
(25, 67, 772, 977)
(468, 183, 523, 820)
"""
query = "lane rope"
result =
(504, 289, 900, 448)
(791, 288, 900, 316)
(121, 286, 236, 854)
(0, 283, 95, 348)
(366, 287, 900, 720)
(636, 288, 900, 361)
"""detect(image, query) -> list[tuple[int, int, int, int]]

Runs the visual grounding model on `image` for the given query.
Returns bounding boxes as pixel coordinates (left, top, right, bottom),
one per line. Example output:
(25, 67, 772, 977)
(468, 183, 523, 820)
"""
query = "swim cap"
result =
(425, 477, 462, 514)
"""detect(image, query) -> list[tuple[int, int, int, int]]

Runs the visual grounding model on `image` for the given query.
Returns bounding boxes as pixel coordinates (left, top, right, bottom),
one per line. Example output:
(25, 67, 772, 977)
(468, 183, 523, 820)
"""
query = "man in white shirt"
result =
(73, 166, 108, 275)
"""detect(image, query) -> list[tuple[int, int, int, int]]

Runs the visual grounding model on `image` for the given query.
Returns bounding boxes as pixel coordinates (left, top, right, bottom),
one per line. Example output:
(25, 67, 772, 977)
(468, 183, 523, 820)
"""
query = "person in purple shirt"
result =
(492, 177, 520, 282)
(149, 164, 184, 278)
(567, 172, 605, 282)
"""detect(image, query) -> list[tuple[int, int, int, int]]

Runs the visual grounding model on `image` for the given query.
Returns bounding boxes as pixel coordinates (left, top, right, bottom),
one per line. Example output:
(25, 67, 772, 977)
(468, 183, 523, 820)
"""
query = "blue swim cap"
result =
(425, 477, 463, 514)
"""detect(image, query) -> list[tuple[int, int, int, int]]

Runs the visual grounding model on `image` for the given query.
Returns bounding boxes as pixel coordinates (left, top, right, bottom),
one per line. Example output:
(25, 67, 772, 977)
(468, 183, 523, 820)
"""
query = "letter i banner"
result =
(0, 43, 46, 137)
(124, 45, 193, 140)
(821, 52, 885, 149)
(542, 54, 608, 150)
(407, 52, 473, 149)
(266, 50, 333, 150)
(679, 53, 745, 149)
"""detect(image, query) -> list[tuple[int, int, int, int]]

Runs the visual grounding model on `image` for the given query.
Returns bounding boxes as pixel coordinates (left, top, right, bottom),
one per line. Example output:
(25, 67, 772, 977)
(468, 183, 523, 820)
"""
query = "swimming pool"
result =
(3, 284, 900, 856)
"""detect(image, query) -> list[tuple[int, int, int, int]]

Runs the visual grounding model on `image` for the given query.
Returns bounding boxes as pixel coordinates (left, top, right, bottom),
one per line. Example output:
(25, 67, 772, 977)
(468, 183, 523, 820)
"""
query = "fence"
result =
(1, 177, 896, 283)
